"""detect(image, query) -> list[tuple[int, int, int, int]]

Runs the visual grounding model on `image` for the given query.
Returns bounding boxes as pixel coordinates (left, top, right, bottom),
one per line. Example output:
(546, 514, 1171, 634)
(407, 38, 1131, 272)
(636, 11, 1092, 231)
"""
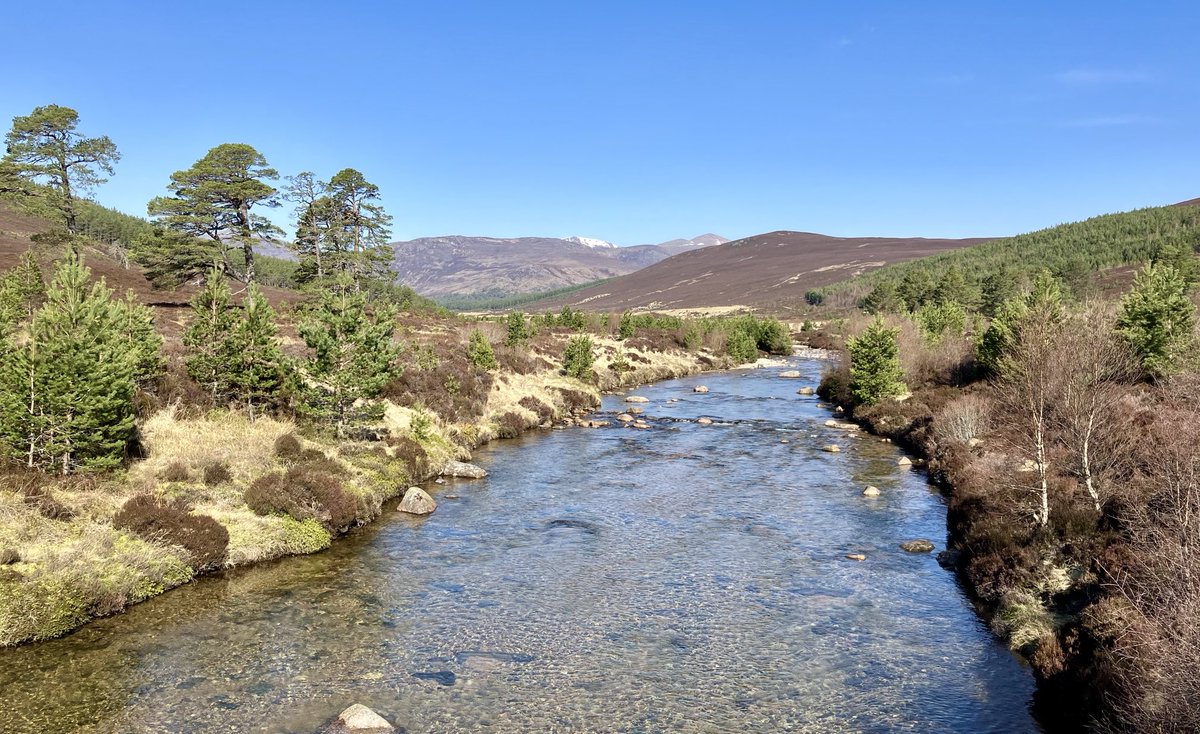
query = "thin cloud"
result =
(1060, 114, 1166, 128)
(1054, 68, 1154, 85)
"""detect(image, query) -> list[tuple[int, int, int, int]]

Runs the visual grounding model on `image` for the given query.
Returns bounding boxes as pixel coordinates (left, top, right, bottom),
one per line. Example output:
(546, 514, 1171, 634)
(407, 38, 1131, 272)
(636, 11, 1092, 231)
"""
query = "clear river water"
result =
(0, 358, 1040, 733)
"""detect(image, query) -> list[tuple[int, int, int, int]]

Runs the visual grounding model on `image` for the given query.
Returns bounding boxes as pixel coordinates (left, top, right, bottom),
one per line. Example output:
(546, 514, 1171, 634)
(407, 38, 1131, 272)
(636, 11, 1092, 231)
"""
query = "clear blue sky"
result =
(4, 1, 1197, 245)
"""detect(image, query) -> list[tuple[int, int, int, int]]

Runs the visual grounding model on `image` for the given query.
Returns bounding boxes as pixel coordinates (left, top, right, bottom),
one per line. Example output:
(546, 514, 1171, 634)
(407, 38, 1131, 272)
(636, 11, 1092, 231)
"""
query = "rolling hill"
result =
(529, 231, 987, 312)
(388, 234, 726, 299)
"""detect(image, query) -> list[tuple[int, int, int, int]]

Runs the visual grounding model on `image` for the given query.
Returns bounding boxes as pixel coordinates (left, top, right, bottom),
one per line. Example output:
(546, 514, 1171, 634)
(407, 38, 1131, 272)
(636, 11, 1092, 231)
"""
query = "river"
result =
(0, 358, 1039, 733)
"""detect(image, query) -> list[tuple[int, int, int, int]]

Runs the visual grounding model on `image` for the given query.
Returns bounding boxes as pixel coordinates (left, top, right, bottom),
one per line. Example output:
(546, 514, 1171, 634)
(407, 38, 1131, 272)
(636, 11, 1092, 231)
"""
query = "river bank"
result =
(0, 327, 738, 649)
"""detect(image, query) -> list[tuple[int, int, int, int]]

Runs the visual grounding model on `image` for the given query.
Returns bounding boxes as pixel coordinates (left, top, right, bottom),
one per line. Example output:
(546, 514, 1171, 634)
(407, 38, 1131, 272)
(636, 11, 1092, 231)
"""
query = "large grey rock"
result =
(900, 539, 935, 553)
(625, 395, 650, 403)
(796, 386, 815, 395)
(442, 460, 487, 479)
(336, 704, 394, 732)
(399, 487, 437, 515)
(779, 370, 802, 378)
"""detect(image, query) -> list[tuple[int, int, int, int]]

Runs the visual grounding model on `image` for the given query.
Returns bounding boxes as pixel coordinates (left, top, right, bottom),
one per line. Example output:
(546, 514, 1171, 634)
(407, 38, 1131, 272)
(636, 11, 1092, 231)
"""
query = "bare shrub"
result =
(160, 461, 190, 482)
(936, 393, 993, 444)
(495, 411, 528, 439)
(113, 495, 229, 572)
(519, 396, 555, 425)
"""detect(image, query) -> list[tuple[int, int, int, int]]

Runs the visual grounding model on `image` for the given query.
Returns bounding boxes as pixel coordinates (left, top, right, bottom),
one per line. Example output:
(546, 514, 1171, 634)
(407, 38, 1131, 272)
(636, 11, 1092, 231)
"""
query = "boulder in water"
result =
(625, 395, 650, 403)
(442, 460, 487, 479)
(697, 417, 713, 425)
(693, 385, 709, 393)
(399, 487, 436, 515)
(796, 386, 815, 395)
(779, 370, 802, 378)
(336, 704, 394, 732)
(845, 553, 867, 561)
(900, 539, 935, 553)
(616, 413, 635, 423)
(897, 456, 912, 466)
(862, 486, 881, 497)
(627, 406, 644, 415)
(821, 445, 840, 453)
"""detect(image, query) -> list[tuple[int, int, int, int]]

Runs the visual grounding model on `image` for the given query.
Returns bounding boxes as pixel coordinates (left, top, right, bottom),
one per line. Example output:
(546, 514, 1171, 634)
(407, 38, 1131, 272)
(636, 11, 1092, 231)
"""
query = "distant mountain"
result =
(388, 234, 725, 298)
(531, 231, 986, 311)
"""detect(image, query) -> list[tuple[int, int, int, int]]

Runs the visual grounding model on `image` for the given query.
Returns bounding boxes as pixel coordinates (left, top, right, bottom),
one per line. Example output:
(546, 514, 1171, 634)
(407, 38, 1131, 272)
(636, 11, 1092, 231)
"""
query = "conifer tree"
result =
(298, 280, 398, 436)
(0, 252, 45, 334)
(4, 105, 120, 233)
(466, 329, 498, 370)
(0, 254, 139, 472)
(563, 335, 595, 380)
(933, 266, 979, 310)
(505, 311, 529, 346)
(861, 280, 903, 314)
(326, 168, 393, 287)
(1117, 262, 1197, 377)
(226, 284, 287, 419)
(847, 318, 905, 406)
(113, 290, 164, 385)
(183, 269, 238, 400)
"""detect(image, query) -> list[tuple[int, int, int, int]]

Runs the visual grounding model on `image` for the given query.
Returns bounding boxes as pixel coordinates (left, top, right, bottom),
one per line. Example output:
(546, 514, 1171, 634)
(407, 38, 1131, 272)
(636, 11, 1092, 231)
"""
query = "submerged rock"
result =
(900, 539, 935, 553)
(845, 553, 867, 561)
(862, 486, 881, 497)
(442, 460, 487, 479)
(797, 386, 815, 395)
(625, 395, 650, 403)
(628, 406, 644, 415)
(824, 420, 859, 431)
(336, 704, 394, 732)
(697, 417, 713, 425)
(779, 370, 802, 378)
(821, 445, 840, 453)
(694, 385, 709, 393)
(398, 487, 436, 515)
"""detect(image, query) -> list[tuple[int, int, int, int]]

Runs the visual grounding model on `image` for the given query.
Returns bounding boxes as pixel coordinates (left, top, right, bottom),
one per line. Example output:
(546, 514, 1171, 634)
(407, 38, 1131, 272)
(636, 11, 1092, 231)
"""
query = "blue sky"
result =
(4, 1, 1197, 245)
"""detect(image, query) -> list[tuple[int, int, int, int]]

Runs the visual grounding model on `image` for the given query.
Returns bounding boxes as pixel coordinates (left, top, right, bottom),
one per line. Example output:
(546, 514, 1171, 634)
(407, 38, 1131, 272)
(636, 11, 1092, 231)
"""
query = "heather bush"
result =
(519, 396, 555, 425)
(202, 462, 233, 486)
(244, 467, 358, 533)
(160, 461, 190, 483)
(273, 433, 303, 461)
(495, 411, 527, 439)
(113, 494, 229, 571)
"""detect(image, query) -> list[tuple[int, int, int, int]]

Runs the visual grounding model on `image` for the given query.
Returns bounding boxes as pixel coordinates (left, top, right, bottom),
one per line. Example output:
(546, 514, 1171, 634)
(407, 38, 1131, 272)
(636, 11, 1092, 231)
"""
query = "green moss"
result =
(0, 577, 89, 645)
(279, 517, 331, 554)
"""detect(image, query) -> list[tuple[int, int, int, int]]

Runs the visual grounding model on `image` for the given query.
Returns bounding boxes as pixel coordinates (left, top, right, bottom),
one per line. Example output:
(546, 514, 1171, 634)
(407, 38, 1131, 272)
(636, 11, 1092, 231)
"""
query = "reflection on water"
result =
(0, 361, 1039, 733)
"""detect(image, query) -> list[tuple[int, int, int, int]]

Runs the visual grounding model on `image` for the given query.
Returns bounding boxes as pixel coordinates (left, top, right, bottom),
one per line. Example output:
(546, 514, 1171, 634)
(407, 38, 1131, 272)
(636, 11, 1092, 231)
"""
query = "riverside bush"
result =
(563, 335, 595, 380)
(113, 494, 229, 571)
(244, 467, 358, 533)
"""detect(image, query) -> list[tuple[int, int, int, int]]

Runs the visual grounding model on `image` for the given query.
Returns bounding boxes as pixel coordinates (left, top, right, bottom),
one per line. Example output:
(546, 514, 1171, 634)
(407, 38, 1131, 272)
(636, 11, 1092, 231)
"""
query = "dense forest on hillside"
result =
(807, 203, 1200, 310)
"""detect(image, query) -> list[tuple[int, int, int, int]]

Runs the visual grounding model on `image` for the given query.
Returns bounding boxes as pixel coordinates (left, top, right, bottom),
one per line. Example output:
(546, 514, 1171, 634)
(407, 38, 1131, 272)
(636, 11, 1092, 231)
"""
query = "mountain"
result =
(388, 234, 725, 298)
(531, 231, 988, 312)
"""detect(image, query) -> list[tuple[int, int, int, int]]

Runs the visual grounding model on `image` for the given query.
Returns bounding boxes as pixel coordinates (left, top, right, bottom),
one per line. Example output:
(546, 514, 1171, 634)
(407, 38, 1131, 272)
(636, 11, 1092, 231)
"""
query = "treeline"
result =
(805, 203, 1200, 309)
(434, 278, 614, 312)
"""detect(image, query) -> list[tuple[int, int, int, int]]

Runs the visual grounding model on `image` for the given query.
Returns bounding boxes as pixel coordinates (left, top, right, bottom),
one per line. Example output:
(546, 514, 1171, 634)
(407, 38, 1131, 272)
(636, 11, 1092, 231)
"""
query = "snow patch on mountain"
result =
(565, 236, 617, 249)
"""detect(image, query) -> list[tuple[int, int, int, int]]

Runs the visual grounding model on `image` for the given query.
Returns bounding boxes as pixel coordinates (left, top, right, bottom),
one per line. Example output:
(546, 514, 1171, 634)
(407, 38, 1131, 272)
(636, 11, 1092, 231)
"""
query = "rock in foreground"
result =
(335, 704, 394, 732)
(442, 460, 487, 479)
(399, 487, 437, 515)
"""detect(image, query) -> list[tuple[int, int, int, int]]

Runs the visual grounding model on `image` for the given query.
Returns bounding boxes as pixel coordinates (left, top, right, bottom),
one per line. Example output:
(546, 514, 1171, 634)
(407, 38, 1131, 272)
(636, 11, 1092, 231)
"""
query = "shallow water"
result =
(0, 360, 1040, 733)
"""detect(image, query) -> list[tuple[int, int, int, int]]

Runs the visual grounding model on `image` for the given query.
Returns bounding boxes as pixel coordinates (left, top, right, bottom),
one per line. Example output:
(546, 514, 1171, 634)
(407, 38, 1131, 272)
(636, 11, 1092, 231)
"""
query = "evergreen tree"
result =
(147, 143, 280, 284)
(618, 311, 636, 339)
(505, 311, 529, 346)
(898, 270, 936, 311)
(326, 168, 393, 287)
(980, 268, 1019, 317)
(915, 300, 966, 343)
(3, 105, 120, 233)
(298, 281, 398, 436)
(725, 326, 758, 363)
(0, 251, 45, 333)
(977, 270, 1064, 374)
(563, 334, 595, 380)
(847, 318, 905, 406)
(0, 254, 138, 472)
(112, 290, 164, 385)
(226, 285, 287, 419)
(933, 266, 979, 309)
(1152, 238, 1200, 287)
(466, 328, 498, 370)
(861, 280, 903, 314)
(1116, 262, 1196, 377)
(183, 269, 238, 400)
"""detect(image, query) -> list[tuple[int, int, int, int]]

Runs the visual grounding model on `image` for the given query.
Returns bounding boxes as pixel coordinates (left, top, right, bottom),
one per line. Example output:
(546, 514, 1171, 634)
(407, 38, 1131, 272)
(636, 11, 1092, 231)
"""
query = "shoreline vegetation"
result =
(804, 239, 1200, 730)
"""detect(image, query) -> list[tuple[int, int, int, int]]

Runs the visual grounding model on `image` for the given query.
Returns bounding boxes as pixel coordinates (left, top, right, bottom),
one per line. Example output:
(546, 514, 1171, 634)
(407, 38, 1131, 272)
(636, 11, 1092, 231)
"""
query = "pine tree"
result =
(466, 329, 498, 370)
(898, 270, 936, 311)
(0, 254, 138, 472)
(0, 251, 46, 334)
(847, 318, 905, 406)
(226, 285, 287, 419)
(861, 280, 904, 314)
(298, 281, 398, 435)
(1117, 262, 1197, 377)
(563, 335, 595, 380)
(113, 290, 164, 385)
(980, 268, 1019, 318)
(183, 269, 238, 401)
(505, 311, 529, 346)
(933, 266, 979, 310)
